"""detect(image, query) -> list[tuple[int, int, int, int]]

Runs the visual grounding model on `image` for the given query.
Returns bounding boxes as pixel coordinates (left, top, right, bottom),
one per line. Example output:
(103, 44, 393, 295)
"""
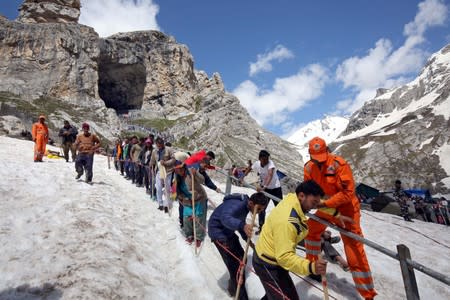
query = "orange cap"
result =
(308, 137, 328, 162)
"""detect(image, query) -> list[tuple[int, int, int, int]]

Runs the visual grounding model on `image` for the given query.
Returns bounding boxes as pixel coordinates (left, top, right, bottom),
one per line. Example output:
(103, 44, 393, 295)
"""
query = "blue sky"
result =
(2, 0, 449, 137)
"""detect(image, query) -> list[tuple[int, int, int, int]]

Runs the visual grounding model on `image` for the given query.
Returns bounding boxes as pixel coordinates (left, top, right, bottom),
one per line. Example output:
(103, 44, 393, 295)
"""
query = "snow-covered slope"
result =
(331, 44, 450, 195)
(0, 136, 449, 299)
(287, 115, 349, 160)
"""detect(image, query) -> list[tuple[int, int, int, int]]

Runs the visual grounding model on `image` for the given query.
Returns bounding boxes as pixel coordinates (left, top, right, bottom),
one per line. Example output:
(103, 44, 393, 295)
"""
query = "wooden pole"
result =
(235, 205, 258, 300)
(319, 254, 330, 300)
(191, 170, 198, 255)
(397, 244, 420, 300)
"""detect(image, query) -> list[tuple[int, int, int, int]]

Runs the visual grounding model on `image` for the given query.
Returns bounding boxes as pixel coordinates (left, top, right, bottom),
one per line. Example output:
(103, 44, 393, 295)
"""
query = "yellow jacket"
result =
(255, 193, 315, 275)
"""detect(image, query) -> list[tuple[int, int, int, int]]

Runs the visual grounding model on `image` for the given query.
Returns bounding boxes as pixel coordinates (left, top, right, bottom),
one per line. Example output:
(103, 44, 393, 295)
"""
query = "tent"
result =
(356, 183, 379, 203)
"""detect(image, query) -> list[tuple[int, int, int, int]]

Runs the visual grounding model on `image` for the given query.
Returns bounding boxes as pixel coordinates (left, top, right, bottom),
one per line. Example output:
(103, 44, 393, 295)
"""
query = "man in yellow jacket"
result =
(253, 180, 351, 300)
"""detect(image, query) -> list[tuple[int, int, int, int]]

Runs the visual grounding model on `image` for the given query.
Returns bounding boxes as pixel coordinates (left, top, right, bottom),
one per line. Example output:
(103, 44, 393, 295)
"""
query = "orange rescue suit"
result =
(31, 122, 49, 162)
(304, 154, 377, 299)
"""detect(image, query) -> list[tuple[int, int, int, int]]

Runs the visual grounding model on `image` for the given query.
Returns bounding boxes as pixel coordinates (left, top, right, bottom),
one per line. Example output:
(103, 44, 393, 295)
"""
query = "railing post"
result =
(225, 168, 232, 195)
(397, 244, 420, 300)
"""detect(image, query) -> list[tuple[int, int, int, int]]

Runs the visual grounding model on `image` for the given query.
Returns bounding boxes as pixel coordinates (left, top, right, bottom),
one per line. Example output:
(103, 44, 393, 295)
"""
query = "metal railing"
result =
(217, 169, 450, 300)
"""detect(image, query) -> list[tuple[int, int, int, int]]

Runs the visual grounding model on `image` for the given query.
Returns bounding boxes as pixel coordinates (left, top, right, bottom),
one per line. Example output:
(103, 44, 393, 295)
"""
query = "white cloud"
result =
(335, 0, 448, 115)
(233, 64, 328, 125)
(280, 121, 306, 140)
(249, 45, 294, 76)
(79, 0, 160, 37)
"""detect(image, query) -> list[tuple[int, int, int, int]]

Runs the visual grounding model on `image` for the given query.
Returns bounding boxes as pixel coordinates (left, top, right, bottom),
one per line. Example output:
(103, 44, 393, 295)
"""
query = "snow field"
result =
(0, 136, 449, 299)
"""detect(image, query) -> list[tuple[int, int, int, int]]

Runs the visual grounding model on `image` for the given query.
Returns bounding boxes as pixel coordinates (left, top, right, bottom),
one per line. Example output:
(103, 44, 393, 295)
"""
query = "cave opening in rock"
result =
(98, 61, 146, 112)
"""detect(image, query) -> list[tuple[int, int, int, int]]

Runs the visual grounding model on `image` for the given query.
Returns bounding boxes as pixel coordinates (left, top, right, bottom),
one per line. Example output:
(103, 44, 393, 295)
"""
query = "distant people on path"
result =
(240, 150, 282, 234)
(304, 137, 377, 300)
(413, 196, 430, 222)
(114, 139, 123, 174)
(58, 120, 78, 162)
(141, 138, 154, 195)
(130, 136, 142, 185)
(74, 123, 100, 183)
(150, 137, 176, 212)
(208, 192, 268, 299)
(31, 115, 49, 162)
(440, 197, 449, 225)
(252, 180, 328, 300)
(122, 138, 131, 179)
(174, 160, 207, 247)
(393, 180, 413, 222)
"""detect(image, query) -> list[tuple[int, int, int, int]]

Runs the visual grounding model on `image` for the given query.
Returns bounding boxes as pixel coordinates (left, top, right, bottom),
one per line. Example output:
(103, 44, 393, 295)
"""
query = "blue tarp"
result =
(403, 189, 432, 201)
(276, 170, 287, 180)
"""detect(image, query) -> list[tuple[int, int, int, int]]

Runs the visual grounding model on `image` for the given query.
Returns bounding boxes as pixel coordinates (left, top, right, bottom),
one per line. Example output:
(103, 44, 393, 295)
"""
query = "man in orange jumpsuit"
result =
(304, 137, 377, 300)
(31, 115, 49, 162)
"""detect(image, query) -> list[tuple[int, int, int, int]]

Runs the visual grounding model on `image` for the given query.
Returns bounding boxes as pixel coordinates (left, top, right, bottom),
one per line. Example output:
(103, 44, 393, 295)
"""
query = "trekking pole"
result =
(235, 205, 258, 300)
(319, 254, 330, 300)
(191, 170, 198, 255)
(151, 168, 155, 201)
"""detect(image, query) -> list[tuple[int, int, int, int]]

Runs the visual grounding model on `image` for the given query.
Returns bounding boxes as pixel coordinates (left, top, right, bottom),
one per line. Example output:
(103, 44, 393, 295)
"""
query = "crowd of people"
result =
(393, 180, 449, 225)
(37, 113, 450, 299)
(106, 134, 378, 300)
(31, 116, 101, 184)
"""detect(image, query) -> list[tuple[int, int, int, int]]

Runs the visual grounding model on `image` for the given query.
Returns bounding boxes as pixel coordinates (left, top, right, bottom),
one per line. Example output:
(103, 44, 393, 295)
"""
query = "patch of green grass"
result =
(216, 154, 227, 167)
(120, 130, 147, 139)
(131, 118, 177, 131)
(130, 114, 195, 132)
(175, 136, 190, 150)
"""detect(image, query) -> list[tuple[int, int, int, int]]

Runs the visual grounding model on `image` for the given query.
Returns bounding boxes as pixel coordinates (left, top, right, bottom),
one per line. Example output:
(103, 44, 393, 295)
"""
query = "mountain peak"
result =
(287, 115, 349, 160)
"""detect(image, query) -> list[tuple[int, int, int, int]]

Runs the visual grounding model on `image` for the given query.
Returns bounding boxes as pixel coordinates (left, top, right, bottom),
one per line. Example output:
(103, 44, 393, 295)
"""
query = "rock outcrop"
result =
(18, 0, 80, 24)
(332, 45, 450, 195)
(0, 0, 303, 176)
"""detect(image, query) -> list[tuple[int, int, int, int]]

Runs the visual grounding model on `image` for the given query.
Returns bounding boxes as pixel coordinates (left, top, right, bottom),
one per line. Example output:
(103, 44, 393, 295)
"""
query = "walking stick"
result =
(191, 170, 198, 255)
(319, 254, 330, 300)
(235, 205, 258, 300)
(152, 169, 157, 201)
(106, 146, 111, 169)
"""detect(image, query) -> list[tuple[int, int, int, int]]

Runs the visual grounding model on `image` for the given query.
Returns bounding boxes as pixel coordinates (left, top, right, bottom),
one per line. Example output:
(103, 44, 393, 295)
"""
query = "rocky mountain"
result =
(0, 0, 303, 176)
(287, 115, 349, 161)
(331, 44, 450, 195)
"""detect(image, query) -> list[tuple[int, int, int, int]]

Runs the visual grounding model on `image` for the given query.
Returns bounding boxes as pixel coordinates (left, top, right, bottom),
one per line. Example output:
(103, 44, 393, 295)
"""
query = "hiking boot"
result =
(158, 206, 163, 211)
(185, 236, 194, 244)
(195, 239, 202, 248)
(75, 173, 82, 180)
(164, 207, 169, 214)
(308, 273, 322, 283)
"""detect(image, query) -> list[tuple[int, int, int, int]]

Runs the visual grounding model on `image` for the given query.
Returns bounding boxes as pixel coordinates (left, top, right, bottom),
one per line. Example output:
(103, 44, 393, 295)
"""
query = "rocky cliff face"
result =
(18, 0, 80, 24)
(332, 45, 450, 195)
(0, 0, 303, 176)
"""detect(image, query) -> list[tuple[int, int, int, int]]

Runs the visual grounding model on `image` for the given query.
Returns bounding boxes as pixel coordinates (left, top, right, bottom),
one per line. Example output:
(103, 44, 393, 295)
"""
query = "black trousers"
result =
(252, 253, 299, 300)
(259, 187, 283, 227)
(75, 153, 94, 182)
(213, 234, 248, 300)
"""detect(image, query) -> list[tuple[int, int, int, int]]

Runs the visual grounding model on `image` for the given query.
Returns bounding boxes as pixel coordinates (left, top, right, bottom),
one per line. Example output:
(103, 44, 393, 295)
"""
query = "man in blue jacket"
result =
(208, 192, 268, 299)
